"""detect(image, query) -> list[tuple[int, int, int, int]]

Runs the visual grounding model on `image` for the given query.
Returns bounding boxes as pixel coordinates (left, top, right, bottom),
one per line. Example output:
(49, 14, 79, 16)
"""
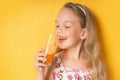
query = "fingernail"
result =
(44, 54, 47, 56)
(43, 59, 47, 63)
(44, 58, 47, 61)
(44, 57, 47, 60)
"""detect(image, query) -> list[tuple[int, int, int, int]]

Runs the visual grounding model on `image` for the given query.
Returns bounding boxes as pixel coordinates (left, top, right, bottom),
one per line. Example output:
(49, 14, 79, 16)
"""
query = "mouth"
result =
(58, 36, 67, 43)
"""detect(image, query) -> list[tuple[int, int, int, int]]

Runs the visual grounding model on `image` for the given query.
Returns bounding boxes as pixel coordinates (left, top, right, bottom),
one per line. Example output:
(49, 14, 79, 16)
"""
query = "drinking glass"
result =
(42, 33, 56, 64)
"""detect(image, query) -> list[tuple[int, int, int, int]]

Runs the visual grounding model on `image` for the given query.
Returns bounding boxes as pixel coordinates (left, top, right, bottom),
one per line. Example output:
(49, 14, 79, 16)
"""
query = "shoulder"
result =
(50, 51, 65, 66)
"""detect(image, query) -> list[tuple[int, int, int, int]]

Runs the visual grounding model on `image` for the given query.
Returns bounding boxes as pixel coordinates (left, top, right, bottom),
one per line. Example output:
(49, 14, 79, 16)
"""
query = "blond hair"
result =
(55, 2, 107, 80)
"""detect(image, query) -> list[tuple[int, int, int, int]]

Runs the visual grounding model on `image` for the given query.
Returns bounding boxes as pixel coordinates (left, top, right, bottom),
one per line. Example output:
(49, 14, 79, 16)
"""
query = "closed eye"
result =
(56, 25, 60, 28)
(65, 26, 71, 28)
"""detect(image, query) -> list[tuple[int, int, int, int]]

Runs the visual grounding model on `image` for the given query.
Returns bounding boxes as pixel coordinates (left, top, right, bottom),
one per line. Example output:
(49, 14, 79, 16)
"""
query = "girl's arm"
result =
(36, 72, 44, 80)
(34, 48, 49, 80)
(45, 57, 56, 80)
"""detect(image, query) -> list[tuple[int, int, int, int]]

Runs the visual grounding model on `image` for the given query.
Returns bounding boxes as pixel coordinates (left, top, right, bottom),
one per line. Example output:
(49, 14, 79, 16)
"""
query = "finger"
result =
(34, 55, 46, 64)
(37, 48, 45, 53)
(35, 56, 47, 64)
(37, 53, 47, 57)
(37, 55, 47, 60)
(34, 62, 49, 67)
(35, 63, 46, 67)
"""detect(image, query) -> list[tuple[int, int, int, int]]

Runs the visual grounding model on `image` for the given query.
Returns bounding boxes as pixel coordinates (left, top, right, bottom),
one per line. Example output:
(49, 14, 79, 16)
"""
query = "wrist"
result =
(36, 71, 44, 80)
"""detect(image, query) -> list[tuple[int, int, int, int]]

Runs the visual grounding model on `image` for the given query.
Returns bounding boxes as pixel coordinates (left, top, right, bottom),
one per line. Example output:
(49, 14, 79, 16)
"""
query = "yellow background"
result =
(0, 0, 120, 80)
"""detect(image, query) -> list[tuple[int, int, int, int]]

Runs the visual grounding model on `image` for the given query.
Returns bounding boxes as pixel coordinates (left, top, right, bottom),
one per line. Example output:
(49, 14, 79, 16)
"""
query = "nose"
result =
(55, 27, 63, 35)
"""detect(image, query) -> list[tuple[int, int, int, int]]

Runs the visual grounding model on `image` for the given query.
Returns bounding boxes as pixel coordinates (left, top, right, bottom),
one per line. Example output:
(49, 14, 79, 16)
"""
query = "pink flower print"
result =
(59, 73, 63, 79)
(56, 63, 61, 68)
(74, 70, 81, 80)
(74, 74, 78, 79)
(67, 74, 73, 80)
(54, 71, 59, 78)
(54, 71, 63, 79)
(74, 73, 82, 80)
(74, 69, 79, 72)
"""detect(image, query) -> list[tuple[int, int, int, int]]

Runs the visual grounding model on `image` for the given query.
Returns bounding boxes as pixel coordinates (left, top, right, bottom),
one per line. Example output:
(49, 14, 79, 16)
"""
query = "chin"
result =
(58, 46, 66, 49)
(58, 45, 69, 49)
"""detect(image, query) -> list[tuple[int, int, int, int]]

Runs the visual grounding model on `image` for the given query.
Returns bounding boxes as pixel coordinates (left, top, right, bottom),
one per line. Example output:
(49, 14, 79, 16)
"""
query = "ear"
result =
(80, 28, 88, 40)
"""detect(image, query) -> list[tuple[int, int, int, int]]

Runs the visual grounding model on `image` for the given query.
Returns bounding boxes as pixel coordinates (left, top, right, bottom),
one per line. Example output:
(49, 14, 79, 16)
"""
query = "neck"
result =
(64, 42, 83, 60)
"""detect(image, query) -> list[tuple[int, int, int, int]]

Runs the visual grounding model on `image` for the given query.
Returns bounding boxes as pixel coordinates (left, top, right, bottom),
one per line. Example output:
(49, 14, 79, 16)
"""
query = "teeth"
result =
(60, 38, 63, 39)
(59, 38, 66, 41)
(57, 36, 67, 41)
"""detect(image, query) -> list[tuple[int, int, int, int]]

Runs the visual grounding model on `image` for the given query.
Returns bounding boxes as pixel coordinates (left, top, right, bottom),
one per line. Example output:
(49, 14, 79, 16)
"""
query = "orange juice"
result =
(46, 53, 54, 64)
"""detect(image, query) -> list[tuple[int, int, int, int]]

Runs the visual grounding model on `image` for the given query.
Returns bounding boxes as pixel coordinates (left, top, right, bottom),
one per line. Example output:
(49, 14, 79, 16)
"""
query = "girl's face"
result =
(55, 8, 83, 49)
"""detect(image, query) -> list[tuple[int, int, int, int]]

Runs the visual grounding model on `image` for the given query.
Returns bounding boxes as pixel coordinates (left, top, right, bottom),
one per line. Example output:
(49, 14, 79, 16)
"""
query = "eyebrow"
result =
(55, 20, 73, 24)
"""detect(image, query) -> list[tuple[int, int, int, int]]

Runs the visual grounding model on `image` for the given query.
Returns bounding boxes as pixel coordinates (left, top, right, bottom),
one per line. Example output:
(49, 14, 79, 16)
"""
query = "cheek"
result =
(66, 29, 80, 39)
(65, 30, 71, 35)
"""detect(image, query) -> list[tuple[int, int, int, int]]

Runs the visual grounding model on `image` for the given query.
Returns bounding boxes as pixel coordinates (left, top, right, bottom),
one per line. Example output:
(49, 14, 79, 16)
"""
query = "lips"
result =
(57, 36, 67, 43)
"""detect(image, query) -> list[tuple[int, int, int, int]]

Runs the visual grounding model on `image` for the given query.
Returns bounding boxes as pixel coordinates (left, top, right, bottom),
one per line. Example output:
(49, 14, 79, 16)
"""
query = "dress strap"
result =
(54, 54, 61, 63)
(54, 53, 62, 67)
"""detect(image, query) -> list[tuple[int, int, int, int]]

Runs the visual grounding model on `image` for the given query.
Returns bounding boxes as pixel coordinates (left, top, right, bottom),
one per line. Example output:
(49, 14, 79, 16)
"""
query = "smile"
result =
(58, 37, 67, 43)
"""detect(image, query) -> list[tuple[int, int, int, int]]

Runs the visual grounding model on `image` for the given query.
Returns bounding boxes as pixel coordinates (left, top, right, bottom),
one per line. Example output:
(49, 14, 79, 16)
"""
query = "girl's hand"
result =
(34, 48, 49, 79)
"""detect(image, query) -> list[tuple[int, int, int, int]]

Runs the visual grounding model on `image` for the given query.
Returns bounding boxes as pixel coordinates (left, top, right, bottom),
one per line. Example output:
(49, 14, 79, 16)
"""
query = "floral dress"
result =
(53, 54, 91, 80)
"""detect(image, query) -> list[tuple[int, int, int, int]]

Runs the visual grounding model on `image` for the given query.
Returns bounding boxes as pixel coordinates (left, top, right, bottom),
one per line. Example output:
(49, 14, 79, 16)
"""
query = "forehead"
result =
(56, 8, 80, 23)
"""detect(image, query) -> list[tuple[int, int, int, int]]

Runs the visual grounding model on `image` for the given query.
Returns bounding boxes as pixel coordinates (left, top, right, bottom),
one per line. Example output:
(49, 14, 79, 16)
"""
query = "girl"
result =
(34, 2, 107, 80)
